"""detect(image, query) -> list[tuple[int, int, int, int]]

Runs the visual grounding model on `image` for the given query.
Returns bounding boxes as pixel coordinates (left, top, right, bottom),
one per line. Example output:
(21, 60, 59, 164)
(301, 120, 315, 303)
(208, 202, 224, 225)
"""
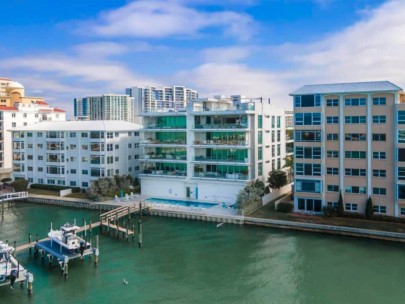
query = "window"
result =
(70, 132, 76, 138)
(373, 97, 386, 106)
(399, 185, 405, 199)
(327, 150, 339, 158)
(295, 113, 321, 125)
(295, 147, 321, 159)
(372, 134, 386, 141)
(82, 170, 88, 175)
(295, 130, 321, 142)
(345, 203, 358, 211)
(345, 133, 366, 141)
(345, 98, 366, 106)
(295, 179, 322, 193)
(107, 132, 113, 139)
(327, 202, 338, 209)
(12, 122, 16, 127)
(70, 181, 77, 187)
(82, 182, 89, 187)
(373, 152, 386, 160)
(258, 162, 263, 176)
(70, 169, 77, 174)
(345, 186, 367, 194)
(373, 169, 386, 177)
(327, 185, 339, 192)
(272, 145, 275, 157)
(345, 151, 366, 159)
(28, 166, 33, 171)
(373, 205, 387, 214)
(327, 133, 339, 141)
(277, 144, 281, 156)
(345, 168, 366, 176)
(115, 144, 119, 150)
(271, 130, 275, 143)
(297, 198, 322, 212)
(401, 208, 405, 215)
(373, 116, 386, 124)
(38, 155, 43, 160)
(37, 132, 43, 137)
(373, 187, 386, 195)
(399, 130, 405, 143)
(258, 147, 263, 160)
(327, 167, 339, 175)
(294, 95, 321, 107)
(398, 111, 405, 124)
(345, 116, 366, 124)
(326, 99, 339, 107)
(258, 115, 263, 128)
(295, 163, 322, 176)
(327, 116, 339, 124)
(399, 167, 405, 180)
(277, 130, 280, 142)
(38, 167, 43, 172)
(81, 132, 88, 138)
(27, 132, 33, 137)
(258, 131, 263, 145)
(399, 149, 405, 161)
(107, 144, 113, 151)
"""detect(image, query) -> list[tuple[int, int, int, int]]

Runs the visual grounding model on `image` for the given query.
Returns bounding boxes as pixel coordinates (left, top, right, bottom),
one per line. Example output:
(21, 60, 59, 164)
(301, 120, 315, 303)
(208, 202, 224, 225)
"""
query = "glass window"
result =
(326, 99, 339, 107)
(373, 97, 386, 106)
(295, 179, 322, 193)
(372, 134, 386, 141)
(398, 111, 405, 124)
(373, 116, 386, 124)
(399, 130, 405, 143)
(345, 98, 366, 106)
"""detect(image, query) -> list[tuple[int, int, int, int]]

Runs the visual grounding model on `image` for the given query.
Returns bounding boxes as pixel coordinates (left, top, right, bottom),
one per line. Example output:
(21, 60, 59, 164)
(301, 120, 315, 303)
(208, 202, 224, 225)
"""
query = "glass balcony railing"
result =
(141, 140, 187, 145)
(193, 172, 248, 180)
(193, 140, 248, 146)
(144, 154, 187, 161)
(141, 169, 187, 177)
(194, 123, 248, 129)
(194, 156, 248, 163)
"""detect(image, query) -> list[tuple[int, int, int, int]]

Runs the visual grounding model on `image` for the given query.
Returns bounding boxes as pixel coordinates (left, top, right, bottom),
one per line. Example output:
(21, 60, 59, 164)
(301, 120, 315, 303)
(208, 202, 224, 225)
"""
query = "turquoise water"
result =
(1, 202, 405, 304)
(145, 197, 218, 208)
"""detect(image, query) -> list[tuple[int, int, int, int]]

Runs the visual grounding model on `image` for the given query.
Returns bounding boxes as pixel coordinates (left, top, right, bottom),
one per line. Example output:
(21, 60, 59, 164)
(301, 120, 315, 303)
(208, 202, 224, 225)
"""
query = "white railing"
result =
(0, 191, 28, 201)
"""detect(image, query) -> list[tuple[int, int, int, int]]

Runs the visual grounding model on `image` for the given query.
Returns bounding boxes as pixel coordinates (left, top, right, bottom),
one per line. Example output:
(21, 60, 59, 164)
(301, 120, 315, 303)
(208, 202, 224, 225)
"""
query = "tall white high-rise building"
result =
(125, 86, 198, 115)
(74, 94, 135, 123)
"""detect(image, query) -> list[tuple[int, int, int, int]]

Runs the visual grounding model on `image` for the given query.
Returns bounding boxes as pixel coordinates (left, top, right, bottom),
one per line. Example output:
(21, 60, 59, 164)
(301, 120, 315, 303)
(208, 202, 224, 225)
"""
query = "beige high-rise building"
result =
(0, 77, 45, 107)
(291, 81, 405, 217)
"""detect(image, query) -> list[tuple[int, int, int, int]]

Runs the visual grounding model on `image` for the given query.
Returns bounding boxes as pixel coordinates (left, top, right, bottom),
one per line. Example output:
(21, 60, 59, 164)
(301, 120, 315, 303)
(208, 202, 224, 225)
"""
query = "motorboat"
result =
(48, 223, 91, 251)
(0, 241, 28, 287)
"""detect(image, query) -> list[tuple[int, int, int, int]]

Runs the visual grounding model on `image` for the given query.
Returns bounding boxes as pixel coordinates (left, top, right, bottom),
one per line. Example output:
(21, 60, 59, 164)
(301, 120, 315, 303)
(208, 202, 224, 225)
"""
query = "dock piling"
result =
(138, 219, 142, 248)
(28, 234, 32, 255)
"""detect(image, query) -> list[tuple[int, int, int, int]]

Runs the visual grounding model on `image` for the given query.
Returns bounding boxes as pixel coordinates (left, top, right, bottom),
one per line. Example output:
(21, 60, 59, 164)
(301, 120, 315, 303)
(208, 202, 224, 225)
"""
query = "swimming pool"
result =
(145, 198, 218, 208)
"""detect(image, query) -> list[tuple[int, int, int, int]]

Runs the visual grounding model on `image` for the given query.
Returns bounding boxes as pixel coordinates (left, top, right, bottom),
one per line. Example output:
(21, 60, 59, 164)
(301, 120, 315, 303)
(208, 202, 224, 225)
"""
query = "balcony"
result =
(193, 140, 248, 147)
(193, 156, 248, 164)
(140, 169, 187, 177)
(144, 124, 186, 130)
(140, 139, 187, 145)
(143, 154, 187, 161)
(193, 123, 248, 130)
(192, 172, 248, 181)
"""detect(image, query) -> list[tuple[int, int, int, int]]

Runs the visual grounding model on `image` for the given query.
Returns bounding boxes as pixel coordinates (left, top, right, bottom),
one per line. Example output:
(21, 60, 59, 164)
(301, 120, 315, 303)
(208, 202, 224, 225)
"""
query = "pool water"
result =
(145, 197, 218, 208)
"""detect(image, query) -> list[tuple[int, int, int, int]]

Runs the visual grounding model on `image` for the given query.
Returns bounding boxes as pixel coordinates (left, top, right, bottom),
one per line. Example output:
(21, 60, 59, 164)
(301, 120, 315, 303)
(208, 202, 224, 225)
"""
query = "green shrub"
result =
(337, 191, 344, 216)
(342, 212, 366, 220)
(365, 197, 374, 219)
(322, 206, 337, 217)
(276, 202, 294, 213)
(30, 184, 81, 192)
(1, 177, 12, 183)
(11, 179, 29, 191)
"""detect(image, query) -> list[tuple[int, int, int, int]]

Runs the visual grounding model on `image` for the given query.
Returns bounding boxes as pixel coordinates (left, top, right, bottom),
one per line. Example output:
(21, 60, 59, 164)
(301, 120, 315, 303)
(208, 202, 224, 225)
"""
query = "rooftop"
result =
(12, 120, 143, 132)
(290, 81, 403, 95)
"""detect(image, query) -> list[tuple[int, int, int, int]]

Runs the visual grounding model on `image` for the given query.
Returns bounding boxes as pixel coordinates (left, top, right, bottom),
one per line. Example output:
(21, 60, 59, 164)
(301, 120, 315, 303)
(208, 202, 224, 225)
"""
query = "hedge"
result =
(30, 184, 81, 193)
(276, 202, 294, 213)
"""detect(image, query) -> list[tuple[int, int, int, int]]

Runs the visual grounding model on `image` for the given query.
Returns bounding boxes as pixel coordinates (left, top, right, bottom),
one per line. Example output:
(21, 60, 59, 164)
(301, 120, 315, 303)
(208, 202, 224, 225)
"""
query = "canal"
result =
(1, 202, 404, 304)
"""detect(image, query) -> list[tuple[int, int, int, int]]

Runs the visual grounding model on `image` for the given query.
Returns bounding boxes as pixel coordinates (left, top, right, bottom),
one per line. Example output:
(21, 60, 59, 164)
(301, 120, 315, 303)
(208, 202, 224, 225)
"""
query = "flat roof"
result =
(290, 81, 403, 95)
(12, 120, 142, 132)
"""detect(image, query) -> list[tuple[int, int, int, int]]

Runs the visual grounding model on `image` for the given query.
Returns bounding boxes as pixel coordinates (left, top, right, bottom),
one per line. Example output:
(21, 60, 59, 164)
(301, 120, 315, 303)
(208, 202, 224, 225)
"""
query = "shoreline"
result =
(12, 195, 405, 244)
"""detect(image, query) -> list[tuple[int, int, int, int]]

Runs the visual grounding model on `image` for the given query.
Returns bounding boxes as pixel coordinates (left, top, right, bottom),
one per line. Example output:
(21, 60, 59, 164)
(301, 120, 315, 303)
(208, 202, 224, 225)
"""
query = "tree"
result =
(365, 196, 374, 219)
(337, 190, 344, 216)
(267, 170, 288, 190)
(11, 179, 29, 191)
(283, 156, 294, 183)
(87, 177, 118, 201)
(236, 181, 265, 209)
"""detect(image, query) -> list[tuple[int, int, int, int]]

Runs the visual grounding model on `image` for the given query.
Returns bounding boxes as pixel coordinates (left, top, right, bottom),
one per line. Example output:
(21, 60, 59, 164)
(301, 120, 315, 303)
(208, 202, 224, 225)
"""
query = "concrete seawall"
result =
(14, 196, 405, 243)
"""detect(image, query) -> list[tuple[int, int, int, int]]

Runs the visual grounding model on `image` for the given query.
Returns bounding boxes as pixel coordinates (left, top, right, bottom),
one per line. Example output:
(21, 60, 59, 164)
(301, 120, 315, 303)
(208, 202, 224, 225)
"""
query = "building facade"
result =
(0, 79, 66, 177)
(12, 121, 142, 188)
(291, 81, 405, 217)
(74, 94, 135, 123)
(126, 86, 198, 115)
(139, 96, 289, 204)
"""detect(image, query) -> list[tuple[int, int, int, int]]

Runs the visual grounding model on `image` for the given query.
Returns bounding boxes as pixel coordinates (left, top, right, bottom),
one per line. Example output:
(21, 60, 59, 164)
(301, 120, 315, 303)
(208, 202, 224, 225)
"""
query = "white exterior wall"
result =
(139, 97, 290, 204)
(12, 123, 141, 188)
(1, 105, 66, 172)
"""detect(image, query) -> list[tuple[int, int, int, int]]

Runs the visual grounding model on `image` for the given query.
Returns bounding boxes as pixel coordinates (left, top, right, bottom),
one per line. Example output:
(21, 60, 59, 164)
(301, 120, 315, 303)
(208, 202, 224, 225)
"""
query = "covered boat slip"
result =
(36, 239, 95, 262)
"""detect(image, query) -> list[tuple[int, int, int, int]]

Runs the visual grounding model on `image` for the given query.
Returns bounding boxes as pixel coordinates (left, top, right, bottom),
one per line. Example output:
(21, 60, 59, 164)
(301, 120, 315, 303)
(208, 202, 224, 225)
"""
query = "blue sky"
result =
(1, 0, 402, 117)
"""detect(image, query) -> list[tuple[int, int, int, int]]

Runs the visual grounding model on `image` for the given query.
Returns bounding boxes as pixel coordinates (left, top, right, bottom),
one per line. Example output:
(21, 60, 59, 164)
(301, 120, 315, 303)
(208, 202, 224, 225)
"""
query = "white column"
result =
(321, 94, 326, 206)
(394, 93, 399, 217)
(367, 94, 372, 197)
(339, 95, 344, 194)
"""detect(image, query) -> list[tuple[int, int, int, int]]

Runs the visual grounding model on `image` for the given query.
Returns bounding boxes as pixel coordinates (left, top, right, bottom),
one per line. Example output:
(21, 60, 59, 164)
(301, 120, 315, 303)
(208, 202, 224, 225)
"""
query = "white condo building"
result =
(126, 86, 198, 116)
(11, 121, 142, 188)
(139, 96, 290, 204)
(74, 94, 135, 123)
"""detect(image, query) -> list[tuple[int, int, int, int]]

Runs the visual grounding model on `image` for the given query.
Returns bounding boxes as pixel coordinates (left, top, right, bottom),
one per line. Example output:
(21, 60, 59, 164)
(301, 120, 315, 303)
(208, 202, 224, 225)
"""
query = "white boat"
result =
(48, 223, 91, 251)
(0, 241, 28, 287)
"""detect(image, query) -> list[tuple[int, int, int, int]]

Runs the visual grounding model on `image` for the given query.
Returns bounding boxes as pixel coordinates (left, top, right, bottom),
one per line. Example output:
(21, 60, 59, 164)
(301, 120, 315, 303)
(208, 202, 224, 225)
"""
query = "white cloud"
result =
(81, 0, 255, 41)
(201, 46, 251, 63)
(179, 0, 405, 109)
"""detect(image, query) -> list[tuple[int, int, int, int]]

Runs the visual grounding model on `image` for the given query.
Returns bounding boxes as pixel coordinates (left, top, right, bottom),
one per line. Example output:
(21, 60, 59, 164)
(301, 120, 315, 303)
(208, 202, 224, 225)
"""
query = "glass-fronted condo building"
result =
(140, 96, 291, 204)
(291, 81, 405, 216)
